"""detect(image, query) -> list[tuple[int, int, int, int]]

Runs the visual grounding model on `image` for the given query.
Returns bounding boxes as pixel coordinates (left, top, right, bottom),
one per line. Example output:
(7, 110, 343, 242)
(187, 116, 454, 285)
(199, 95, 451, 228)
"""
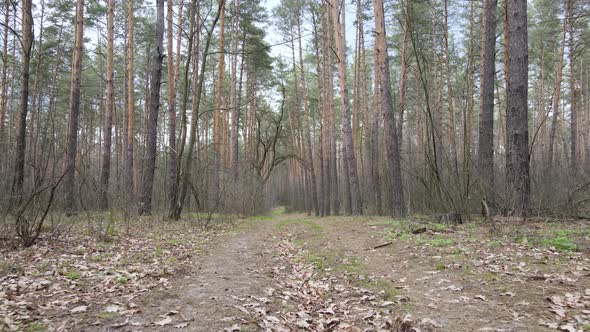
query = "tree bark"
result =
(100, 0, 115, 210)
(505, 0, 530, 216)
(138, 0, 165, 216)
(332, 0, 362, 215)
(212, 0, 226, 210)
(12, 0, 34, 196)
(0, 1, 9, 148)
(373, 0, 405, 216)
(176, 0, 224, 217)
(548, 5, 567, 173)
(567, 0, 577, 175)
(63, 0, 84, 214)
(166, 0, 180, 216)
(477, 0, 497, 196)
(126, 0, 136, 199)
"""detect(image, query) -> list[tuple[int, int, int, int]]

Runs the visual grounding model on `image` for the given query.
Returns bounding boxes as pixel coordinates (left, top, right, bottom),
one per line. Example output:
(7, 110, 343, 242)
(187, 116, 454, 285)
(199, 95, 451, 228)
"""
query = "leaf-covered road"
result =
(3, 213, 589, 331)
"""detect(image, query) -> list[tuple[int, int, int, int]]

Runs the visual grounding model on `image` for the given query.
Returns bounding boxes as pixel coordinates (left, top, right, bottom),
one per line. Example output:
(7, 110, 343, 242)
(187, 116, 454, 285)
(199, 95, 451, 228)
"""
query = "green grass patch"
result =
(247, 215, 273, 221)
(272, 206, 287, 216)
(431, 223, 449, 231)
(0, 260, 24, 276)
(116, 276, 128, 284)
(24, 322, 47, 332)
(488, 240, 502, 248)
(517, 229, 579, 252)
(435, 263, 446, 271)
(276, 218, 323, 233)
(359, 279, 400, 301)
(97, 311, 121, 319)
(429, 236, 455, 247)
(66, 269, 81, 281)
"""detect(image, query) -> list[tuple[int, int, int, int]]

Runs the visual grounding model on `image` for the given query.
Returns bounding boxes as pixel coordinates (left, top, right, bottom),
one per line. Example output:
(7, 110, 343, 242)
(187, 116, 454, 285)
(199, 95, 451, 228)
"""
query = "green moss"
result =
(435, 263, 446, 271)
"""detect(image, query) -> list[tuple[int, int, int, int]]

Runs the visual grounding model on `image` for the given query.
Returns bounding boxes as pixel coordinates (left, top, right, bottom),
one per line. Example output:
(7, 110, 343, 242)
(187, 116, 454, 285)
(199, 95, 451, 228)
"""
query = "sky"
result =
(262, 0, 359, 65)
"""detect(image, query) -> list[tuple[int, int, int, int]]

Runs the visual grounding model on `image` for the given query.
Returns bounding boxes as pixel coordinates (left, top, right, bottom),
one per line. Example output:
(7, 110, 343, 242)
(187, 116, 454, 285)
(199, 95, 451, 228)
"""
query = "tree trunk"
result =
(230, 0, 240, 179)
(0, 1, 9, 148)
(373, 0, 405, 216)
(332, 0, 362, 215)
(297, 13, 319, 216)
(398, 0, 409, 160)
(213, 0, 226, 210)
(567, 0, 577, 175)
(63, 0, 84, 214)
(100, 0, 115, 209)
(126, 0, 136, 199)
(166, 0, 180, 216)
(505, 0, 530, 216)
(138, 0, 165, 216)
(12, 0, 34, 196)
(548, 5, 567, 173)
(477, 0, 497, 197)
(443, 0, 457, 174)
(176, 0, 224, 218)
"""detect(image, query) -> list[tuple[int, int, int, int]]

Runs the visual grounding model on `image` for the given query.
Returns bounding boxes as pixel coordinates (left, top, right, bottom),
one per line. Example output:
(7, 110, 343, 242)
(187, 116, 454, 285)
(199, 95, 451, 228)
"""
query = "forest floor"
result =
(1, 210, 589, 331)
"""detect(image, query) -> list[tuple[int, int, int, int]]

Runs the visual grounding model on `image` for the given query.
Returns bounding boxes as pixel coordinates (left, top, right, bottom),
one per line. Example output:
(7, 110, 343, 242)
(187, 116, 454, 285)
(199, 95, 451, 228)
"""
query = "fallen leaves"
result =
(234, 237, 429, 331)
(0, 219, 219, 331)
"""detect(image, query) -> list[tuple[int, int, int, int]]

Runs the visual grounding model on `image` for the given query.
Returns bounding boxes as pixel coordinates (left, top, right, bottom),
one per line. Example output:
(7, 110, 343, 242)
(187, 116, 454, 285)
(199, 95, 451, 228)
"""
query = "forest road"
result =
(93, 216, 284, 332)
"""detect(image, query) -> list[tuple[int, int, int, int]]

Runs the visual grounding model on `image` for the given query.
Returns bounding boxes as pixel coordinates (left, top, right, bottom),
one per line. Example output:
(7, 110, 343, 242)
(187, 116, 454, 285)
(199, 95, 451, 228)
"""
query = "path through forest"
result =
(96, 213, 589, 332)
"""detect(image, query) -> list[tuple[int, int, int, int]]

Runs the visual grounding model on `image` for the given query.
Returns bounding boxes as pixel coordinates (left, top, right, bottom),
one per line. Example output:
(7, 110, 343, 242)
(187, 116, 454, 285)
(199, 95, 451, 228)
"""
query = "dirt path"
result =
(91, 213, 589, 332)
(94, 218, 281, 331)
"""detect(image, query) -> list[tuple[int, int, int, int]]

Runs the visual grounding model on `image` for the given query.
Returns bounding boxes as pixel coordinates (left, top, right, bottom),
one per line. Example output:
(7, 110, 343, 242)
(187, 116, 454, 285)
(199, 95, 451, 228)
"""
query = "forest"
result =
(0, 0, 589, 331)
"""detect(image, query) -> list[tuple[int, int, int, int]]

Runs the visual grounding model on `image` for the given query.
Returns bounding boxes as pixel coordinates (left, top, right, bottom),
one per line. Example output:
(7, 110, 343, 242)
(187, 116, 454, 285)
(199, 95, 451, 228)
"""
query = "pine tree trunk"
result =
(63, 0, 84, 214)
(213, 0, 226, 210)
(297, 13, 319, 216)
(176, 0, 224, 217)
(373, 0, 405, 216)
(126, 0, 136, 199)
(166, 0, 179, 216)
(0, 1, 9, 151)
(567, 0, 577, 175)
(12, 0, 34, 196)
(477, 0, 497, 197)
(505, 0, 530, 216)
(100, 0, 115, 210)
(332, 0, 362, 215)
(548, 8, 567, 173)
(138, 0, 165, 215)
